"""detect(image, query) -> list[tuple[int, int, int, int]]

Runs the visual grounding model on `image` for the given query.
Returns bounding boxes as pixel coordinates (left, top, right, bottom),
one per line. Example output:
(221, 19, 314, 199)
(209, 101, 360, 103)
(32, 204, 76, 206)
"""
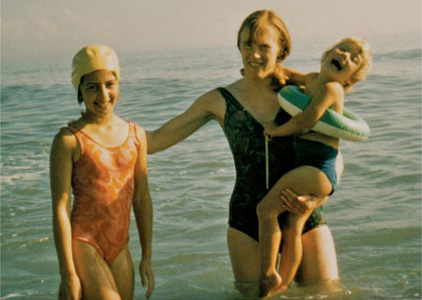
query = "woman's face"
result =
(80, 69, 120, 116)
(239, 25, 280, 80)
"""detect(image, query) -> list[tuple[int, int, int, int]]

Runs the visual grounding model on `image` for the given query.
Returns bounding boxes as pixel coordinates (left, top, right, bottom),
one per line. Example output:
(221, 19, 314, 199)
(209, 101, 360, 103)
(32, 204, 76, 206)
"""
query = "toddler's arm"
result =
(264, 81, 344, 137)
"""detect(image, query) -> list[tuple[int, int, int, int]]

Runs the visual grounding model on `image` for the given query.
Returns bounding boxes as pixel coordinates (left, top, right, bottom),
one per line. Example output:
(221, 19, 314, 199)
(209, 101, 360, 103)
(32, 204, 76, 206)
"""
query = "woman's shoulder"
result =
(192, 87, 227, 118)
(201, 79, 242, 101)
(198, 87, 225, 103)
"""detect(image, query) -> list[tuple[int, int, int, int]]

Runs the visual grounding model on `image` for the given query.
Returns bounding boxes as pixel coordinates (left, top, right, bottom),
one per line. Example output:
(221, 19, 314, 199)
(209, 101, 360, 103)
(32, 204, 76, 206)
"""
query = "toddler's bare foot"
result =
(259, 272, 286, 297)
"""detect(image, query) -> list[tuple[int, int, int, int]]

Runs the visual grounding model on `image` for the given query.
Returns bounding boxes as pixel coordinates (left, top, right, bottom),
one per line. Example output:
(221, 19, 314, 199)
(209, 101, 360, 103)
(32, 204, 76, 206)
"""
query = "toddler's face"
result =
(321, 42, 363, 85)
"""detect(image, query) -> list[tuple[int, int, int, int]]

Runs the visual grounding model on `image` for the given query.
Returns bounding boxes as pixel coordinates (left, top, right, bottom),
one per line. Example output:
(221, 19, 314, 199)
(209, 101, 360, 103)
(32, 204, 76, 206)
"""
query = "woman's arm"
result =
(264, 81, 344, 137)
(146, 90, 223, 154)
(283, 67, 310, 87)
(133, 126, 155, 299)
(50, 129, 82, 299)
(270, 65, 309, 90)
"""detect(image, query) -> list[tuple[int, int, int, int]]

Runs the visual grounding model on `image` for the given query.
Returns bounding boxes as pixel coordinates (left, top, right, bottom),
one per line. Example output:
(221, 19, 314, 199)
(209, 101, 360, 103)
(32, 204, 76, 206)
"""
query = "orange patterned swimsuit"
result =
(68, 122, 140, 264)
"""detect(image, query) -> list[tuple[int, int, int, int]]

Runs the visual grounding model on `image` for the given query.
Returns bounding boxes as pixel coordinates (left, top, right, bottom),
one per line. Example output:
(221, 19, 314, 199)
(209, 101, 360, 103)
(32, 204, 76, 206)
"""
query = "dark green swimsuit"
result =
(218, 87, 325, 241)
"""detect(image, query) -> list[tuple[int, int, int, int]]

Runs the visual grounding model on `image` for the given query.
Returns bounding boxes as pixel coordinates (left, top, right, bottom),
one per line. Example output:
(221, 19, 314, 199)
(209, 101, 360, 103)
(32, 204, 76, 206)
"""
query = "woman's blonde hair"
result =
(237, 10, 291, 62)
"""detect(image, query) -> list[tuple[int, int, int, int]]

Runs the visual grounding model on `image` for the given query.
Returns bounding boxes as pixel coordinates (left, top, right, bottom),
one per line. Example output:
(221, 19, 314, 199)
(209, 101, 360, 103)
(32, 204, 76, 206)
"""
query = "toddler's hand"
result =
(263, 121, 278, 137)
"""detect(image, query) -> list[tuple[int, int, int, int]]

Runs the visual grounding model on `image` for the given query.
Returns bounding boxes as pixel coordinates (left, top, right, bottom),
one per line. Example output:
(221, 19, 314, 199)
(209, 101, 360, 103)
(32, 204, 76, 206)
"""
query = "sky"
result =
(1, 0, 421, 61)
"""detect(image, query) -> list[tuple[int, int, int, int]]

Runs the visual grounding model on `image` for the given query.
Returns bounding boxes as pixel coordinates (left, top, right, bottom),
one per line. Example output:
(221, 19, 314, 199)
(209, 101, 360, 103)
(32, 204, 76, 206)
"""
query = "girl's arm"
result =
(264, 81, 344, 137)
(134, 125, 155, 299)
(50, 129, 82, 300)
(146, 90, 223, 154)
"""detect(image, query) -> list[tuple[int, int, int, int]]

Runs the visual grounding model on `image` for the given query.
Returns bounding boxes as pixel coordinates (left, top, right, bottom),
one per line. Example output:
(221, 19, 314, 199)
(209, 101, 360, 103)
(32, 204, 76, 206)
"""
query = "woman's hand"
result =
(139, 258, 155, 299)
(58, 274, 81, 300)
(279, 188, 327, 215)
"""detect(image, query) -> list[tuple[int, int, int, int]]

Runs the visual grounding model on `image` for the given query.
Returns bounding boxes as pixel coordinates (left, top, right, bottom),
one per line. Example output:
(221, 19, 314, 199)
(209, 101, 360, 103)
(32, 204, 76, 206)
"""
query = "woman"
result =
(146, 10, 339, 295)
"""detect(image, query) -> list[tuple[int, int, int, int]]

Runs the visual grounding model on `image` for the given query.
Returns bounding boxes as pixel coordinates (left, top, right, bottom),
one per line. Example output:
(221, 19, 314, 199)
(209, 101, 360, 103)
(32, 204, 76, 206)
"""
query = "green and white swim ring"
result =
(277, 85, 370, 141)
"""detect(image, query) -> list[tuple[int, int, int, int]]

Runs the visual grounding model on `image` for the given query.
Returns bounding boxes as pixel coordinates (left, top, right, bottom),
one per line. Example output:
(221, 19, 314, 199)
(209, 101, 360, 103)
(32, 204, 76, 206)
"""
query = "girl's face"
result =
(239, 26, 280, 80)
(321, 42, 363, 86)
(80, 69, 120, 116)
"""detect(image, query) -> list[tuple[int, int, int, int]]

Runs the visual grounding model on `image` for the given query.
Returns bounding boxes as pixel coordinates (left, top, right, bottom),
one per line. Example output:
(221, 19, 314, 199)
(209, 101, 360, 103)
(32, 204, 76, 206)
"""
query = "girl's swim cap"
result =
(71, 45, 120, 91)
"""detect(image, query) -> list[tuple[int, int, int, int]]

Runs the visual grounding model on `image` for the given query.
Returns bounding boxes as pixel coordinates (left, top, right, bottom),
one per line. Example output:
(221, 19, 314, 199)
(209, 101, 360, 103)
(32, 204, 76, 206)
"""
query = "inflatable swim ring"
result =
(277, 85, 370, 141)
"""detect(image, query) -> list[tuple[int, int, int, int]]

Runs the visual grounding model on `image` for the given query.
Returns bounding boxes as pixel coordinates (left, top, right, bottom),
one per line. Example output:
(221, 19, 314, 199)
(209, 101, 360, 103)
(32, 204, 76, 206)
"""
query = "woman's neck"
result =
(237, 75, 273, 97)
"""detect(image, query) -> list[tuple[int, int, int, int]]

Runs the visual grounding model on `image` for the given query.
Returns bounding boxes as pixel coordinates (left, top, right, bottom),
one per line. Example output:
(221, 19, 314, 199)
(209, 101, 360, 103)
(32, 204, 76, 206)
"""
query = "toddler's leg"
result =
(72, 240, 122, 300)
(278, 210, 312, 290)
(257, 166, 333, 297)
(256, 183, 287, 296)
(278, 166, 333, 287)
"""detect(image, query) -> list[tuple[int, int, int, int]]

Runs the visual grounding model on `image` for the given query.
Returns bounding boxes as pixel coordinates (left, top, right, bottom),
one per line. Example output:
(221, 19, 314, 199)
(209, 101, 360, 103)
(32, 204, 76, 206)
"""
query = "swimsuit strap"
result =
(216, 87, 244, 112)
(131, 122, 142, 153)
(66, 122, 85, 156)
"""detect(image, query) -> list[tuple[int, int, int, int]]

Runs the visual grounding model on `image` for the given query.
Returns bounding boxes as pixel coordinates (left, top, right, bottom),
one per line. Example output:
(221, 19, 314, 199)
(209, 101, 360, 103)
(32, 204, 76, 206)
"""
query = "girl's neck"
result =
(81, 111, 118, 126)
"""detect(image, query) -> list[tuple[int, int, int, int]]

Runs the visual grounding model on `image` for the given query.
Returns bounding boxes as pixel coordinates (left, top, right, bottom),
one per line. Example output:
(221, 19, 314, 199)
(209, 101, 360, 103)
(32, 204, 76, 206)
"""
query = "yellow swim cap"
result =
(71, 45, 120, 91)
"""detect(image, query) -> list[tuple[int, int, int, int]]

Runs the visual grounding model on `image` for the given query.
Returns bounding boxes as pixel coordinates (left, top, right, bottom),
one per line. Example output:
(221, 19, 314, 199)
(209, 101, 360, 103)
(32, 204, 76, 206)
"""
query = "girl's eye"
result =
(86, 85, 97, 91)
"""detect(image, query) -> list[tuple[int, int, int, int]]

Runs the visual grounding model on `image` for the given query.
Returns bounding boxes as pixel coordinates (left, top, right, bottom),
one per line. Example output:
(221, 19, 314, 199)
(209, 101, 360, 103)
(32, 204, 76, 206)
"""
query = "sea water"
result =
(1, 32, 421, 299)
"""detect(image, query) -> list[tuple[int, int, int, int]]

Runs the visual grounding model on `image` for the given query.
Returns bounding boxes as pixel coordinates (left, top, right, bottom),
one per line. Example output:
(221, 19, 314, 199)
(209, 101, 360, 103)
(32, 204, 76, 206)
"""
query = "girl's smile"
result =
(80, 69, 120, 116)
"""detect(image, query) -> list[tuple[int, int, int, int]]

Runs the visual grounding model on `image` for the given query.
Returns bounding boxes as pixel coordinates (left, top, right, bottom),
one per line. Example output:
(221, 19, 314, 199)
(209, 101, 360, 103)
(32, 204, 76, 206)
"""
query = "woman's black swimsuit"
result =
(218, 87, 325, 242)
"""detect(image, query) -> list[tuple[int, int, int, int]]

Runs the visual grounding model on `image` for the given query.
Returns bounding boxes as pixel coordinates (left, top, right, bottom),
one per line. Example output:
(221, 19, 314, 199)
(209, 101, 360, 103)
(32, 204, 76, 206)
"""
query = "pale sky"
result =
(1, 0, 421, 61)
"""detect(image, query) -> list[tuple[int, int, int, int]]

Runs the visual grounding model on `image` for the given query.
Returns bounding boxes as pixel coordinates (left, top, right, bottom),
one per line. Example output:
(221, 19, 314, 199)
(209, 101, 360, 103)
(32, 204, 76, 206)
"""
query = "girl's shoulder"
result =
(65, 117, 85, 131)
(131, 122, 147, 143)
(56, 117, 83, 136)
(51, 124, 78, 153)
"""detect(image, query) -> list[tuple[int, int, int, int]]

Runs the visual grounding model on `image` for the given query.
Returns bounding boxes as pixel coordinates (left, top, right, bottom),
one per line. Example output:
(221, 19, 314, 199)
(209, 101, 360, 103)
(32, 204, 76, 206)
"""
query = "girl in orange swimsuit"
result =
(50, 45, 154, 300)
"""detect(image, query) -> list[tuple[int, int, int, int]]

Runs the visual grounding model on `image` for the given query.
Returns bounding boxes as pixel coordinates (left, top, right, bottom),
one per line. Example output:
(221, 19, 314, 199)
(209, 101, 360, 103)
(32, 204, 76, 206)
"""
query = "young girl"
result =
(50, 45, 154, 300)
(257, 37, 372, 296)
